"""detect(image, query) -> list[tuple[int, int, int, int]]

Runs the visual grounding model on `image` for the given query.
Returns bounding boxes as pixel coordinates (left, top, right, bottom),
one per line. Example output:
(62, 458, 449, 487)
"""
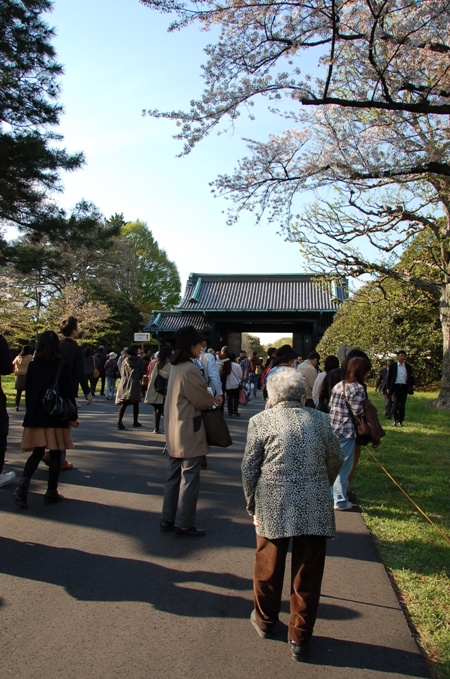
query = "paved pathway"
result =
(0, 395, 431, 679)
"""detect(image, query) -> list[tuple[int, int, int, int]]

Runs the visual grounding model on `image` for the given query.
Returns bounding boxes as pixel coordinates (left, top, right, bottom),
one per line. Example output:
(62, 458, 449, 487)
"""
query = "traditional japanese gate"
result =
(145, 273, 347, 355)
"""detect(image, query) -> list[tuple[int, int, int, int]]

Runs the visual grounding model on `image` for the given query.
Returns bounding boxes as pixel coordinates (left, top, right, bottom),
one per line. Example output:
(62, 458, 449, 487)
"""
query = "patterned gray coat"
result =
(242, 401, 344, 539)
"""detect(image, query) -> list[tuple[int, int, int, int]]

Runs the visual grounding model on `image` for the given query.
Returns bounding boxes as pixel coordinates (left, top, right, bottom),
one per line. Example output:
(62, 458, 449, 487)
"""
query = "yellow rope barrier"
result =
(365, 448, 450, 547)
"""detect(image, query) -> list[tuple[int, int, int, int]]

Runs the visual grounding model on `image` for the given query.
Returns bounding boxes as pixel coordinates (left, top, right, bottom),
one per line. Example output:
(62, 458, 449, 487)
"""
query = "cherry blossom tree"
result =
(141, 0, 450, 407)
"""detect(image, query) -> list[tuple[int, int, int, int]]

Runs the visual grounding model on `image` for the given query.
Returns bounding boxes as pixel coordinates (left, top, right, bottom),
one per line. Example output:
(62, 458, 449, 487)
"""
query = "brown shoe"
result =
(60, 460, 73, 470)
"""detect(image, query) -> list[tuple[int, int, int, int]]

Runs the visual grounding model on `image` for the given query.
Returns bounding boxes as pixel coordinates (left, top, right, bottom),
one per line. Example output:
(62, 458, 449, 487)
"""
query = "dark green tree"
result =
(90, 290, 144, 351)
(317, 234, 442, 386)
(6, 205, 121, 289)
(241, 333, 265, 357)
(0, 0, 96, 259)
(97, 220, 181, 316)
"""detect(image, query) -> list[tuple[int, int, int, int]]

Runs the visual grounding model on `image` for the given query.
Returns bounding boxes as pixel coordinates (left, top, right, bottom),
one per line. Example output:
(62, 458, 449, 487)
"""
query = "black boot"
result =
(13, 478, 30, 509)
(44, 489, 64, 504)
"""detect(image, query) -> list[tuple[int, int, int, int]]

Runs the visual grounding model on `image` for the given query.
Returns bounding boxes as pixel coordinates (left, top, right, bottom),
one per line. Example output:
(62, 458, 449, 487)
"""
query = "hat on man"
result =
(174, 325, 205, 349)
(275, 344, 301, 361)
(108, 352, 117, 359)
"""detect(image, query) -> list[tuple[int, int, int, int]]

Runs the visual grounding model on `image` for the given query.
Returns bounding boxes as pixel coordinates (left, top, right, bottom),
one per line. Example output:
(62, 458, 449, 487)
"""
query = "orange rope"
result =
(365, 448, 450, 546)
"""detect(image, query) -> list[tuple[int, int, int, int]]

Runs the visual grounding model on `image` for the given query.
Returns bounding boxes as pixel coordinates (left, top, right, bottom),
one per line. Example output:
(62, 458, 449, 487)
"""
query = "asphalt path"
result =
(0, 393, 431, 679)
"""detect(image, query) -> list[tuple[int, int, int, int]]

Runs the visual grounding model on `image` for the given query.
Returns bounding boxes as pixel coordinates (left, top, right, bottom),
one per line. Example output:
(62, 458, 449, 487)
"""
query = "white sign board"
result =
(134, 333, 150, 342)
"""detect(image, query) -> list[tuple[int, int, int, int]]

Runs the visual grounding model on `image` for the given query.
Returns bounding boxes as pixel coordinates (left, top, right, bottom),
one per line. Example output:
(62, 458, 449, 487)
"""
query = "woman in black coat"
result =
(13, 331, 78, 509)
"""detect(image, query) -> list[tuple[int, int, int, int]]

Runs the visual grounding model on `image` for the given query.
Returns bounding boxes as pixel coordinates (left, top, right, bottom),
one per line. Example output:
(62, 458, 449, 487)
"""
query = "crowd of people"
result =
(0, 324, 415, 662)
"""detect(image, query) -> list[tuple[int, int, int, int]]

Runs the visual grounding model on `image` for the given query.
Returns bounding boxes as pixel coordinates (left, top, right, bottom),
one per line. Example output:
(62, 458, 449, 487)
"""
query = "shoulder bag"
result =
(343, 383, 372, 446)
(202, 407, 232, 447)
(343, 383, 385, 448)
(154, 367, 168, 396)
(42, 362, 78, 422)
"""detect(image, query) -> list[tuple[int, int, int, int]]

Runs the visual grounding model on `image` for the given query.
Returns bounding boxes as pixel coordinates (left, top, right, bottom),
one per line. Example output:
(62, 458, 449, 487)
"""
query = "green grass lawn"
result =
(356, 389, 450, 679)
(2, 374, 448, 676)
(2, 374, 16, 408)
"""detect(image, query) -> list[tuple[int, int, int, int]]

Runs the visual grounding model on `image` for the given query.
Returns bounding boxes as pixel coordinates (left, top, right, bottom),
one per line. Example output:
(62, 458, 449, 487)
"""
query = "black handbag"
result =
(154, 370, 168, 396)
(42, 362, 77, 422)
(201, 407, 232, 447)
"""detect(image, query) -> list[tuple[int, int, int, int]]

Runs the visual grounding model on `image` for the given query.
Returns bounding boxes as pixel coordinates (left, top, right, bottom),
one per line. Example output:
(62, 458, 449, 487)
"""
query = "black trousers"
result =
(117, 401, 139, 424)
(391, 384, 408, 423)
(383, 390, 392, 418)
(152, 404, 164, 431)
(226, 387, 240, 415)
(253, 534, 327, 644)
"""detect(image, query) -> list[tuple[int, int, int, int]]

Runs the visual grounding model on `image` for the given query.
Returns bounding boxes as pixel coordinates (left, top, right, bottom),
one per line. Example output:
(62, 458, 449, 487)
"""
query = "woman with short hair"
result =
(242, 369, 343, 662)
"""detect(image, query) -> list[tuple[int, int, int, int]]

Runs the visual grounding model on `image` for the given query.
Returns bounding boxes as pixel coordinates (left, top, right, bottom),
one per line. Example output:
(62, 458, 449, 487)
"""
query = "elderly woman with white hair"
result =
(242, 368, 343, 662)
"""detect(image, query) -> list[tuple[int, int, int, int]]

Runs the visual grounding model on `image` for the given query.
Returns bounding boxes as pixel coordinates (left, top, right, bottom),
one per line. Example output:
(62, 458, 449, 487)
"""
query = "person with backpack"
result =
(195, 340, 224, 468)
(224, 353, 243, 416)
(115, 346, 145, 430)
(145, 346, 173, 434)
(197, 341, 223, 405)
(104, 352, 119, 400)
(238, 349, 251, 400)
(248, 350, 260, 398)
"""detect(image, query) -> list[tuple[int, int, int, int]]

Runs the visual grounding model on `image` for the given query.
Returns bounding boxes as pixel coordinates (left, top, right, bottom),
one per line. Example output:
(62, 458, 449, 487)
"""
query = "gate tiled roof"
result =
(179, 273, 346, 311)
(144, 273, 347, 334)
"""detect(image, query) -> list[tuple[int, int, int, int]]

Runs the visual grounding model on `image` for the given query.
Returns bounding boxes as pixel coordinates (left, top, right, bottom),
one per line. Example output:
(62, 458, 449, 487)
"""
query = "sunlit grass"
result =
(2, 374, 15, 407)
(356, 389, 450, 678)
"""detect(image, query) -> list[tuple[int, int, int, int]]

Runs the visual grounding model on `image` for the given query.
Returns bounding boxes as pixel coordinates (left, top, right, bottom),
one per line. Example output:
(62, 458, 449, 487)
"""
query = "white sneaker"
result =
(334, 501, 353, 511)
(0, 471, 16, 487)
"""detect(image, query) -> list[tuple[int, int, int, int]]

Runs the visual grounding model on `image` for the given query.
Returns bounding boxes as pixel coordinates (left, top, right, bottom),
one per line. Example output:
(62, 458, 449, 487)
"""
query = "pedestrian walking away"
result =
(242, 369, 343, 662)
(13, 331, 78, 509)
(329, 357, 371, 510)
(145, 345, 172, 434)
(12, 345, 33, 412)
(115, 345, 145, 429)
(160, 325, 214, 537)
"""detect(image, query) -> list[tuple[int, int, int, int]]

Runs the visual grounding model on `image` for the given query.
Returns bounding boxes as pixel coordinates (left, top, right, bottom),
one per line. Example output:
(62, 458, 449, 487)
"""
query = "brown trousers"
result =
(253, 534, 327, 643)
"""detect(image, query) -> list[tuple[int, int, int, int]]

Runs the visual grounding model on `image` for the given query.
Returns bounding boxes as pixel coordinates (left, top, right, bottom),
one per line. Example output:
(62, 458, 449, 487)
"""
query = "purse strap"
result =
(343, 382, 359, 434)
(51, 360, 64, 389)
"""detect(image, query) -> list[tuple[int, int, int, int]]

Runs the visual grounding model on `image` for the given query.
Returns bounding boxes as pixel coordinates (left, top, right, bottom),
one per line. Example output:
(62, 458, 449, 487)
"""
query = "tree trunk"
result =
(428, 280, 450, 409)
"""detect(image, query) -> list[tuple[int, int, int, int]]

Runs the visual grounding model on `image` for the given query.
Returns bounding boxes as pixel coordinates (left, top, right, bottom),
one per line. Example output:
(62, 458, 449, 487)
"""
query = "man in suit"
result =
(387, 351, 415, 426)
(376, 359, 394, 419)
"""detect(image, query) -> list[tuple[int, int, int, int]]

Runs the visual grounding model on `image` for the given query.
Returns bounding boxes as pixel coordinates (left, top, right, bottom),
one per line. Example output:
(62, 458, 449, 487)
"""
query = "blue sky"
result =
(49, 0, 312, 341)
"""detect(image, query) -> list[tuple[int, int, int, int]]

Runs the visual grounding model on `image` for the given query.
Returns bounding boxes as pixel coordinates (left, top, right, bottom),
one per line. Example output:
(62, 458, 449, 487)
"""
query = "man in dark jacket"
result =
(0, 334, 15, 487)
(387, 351, 415, 426)
(60, 317, 93, 404)
(375, 359, 394, 418)
(93, 345, 108, 395)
